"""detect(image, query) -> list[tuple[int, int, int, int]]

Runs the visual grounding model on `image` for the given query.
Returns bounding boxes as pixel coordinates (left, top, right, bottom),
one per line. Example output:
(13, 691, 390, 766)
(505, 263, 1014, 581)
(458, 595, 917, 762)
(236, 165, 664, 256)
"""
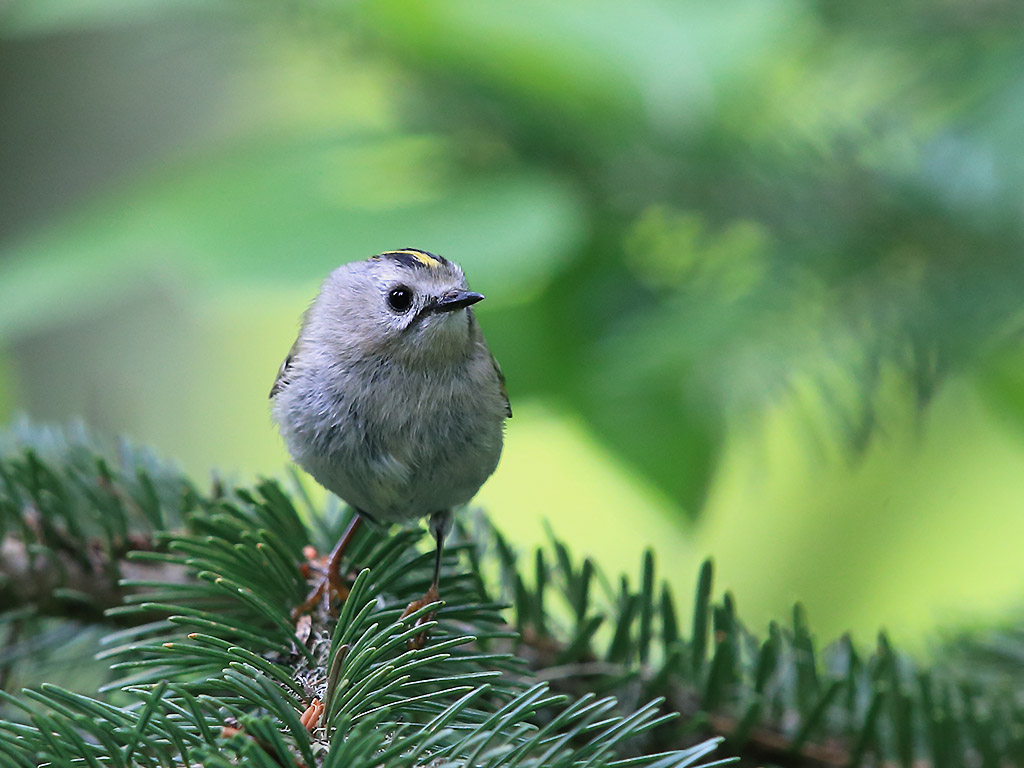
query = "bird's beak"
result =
(430, 290, 485, 313)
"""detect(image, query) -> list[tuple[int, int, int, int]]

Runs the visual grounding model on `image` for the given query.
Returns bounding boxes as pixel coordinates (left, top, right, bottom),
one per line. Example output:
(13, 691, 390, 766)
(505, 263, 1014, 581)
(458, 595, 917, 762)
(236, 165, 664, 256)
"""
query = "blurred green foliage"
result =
(2, 0, 1024, 643)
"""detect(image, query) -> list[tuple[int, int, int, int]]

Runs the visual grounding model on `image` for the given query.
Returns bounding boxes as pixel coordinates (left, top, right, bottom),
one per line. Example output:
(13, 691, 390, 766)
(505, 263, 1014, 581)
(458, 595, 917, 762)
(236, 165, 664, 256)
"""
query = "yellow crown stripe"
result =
(414, 252, 441, 268)
(382, 248, 442, 268)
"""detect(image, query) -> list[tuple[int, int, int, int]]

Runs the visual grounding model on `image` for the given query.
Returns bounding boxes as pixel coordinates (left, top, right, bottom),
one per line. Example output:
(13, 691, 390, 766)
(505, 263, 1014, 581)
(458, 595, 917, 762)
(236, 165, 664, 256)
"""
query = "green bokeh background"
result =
(3, 0, 1024, 650)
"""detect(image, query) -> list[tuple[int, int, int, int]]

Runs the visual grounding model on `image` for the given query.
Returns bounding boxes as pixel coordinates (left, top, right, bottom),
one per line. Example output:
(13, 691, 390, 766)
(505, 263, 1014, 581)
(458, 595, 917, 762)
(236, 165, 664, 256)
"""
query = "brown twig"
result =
(0, 532, 187, 621)
(514, 627, 874, 768)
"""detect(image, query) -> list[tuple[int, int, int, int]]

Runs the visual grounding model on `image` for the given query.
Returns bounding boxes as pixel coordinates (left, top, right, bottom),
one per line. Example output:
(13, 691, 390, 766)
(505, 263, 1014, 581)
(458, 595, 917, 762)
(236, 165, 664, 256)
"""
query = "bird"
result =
(270, 248, 510, 642)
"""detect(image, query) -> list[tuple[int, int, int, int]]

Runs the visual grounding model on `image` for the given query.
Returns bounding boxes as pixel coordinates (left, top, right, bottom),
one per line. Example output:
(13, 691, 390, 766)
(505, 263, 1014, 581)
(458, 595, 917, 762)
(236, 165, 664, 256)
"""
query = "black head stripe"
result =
(376, 248, 449, 271)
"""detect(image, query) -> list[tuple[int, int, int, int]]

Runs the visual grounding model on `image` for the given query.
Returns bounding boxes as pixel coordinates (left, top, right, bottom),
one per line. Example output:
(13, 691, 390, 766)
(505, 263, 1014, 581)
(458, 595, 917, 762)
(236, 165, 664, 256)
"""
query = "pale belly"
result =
(274, 330, 508, 524)
(294, 421, 502, 524)
(283, 386, 505, 524)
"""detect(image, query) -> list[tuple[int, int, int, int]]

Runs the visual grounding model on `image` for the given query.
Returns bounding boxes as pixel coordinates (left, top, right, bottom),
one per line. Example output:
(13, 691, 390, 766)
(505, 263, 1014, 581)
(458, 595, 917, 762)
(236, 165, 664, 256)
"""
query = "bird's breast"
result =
(283, 353, 505, 523)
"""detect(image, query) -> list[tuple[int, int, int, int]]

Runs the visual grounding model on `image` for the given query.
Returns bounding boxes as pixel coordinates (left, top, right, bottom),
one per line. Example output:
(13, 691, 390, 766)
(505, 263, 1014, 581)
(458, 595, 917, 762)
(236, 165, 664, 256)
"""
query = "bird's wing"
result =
(492, 353, 512, 418)
(270, 337, 301, 399)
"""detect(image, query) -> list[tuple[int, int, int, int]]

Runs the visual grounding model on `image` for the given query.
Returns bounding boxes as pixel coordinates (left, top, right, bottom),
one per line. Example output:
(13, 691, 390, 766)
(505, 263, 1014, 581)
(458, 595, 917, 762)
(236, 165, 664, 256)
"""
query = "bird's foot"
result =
(291, 545, 352, 621)
(400, 583, 440, 651)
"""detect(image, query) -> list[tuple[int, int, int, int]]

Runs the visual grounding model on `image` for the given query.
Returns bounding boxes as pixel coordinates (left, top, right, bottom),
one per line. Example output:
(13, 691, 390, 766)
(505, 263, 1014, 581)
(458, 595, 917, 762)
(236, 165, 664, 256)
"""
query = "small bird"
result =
(271, 248, 510, 639)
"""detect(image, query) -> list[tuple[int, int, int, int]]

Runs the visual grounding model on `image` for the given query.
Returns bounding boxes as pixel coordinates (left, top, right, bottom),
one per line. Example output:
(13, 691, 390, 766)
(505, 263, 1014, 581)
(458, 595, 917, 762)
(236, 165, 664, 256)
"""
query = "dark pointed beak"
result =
(430, 290, 485, 313)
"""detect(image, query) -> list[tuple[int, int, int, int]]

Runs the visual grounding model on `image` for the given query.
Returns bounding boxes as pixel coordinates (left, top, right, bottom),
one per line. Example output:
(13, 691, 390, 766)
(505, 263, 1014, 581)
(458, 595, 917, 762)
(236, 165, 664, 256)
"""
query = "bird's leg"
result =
(291, 513, 363, 620)
(401, 510, 450, 650)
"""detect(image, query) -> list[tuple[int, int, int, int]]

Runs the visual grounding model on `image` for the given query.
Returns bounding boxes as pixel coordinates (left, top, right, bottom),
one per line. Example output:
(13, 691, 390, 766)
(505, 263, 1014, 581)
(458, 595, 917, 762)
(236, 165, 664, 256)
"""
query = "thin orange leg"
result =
(291, 514, 363, 620)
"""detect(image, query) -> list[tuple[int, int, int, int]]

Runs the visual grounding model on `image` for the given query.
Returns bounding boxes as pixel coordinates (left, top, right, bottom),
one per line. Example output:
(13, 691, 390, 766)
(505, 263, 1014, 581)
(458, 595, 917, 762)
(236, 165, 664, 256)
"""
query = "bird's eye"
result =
(387, 286, 414, 313)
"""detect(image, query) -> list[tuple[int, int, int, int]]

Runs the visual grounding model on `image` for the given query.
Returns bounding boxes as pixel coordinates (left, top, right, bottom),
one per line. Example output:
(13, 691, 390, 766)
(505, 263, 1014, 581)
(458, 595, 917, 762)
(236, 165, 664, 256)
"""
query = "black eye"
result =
(387, 286, 414, 313)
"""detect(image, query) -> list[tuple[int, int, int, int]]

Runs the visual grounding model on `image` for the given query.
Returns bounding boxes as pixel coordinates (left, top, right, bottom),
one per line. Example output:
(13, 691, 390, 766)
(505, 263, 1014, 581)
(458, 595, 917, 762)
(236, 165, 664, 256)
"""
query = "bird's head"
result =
(317, 248, 484, 366)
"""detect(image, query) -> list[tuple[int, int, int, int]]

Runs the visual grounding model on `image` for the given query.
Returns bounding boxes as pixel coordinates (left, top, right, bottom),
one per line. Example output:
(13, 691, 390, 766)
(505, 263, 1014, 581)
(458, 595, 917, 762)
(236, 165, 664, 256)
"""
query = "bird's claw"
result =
(401, 584, 440, 650)
(291, 546, 352, 621)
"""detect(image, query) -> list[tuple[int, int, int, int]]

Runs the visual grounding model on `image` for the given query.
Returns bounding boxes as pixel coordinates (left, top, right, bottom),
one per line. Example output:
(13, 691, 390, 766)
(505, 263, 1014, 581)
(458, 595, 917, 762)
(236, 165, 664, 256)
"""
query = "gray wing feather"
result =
(492, 354, 512, 418)
(270, 338, 300, 399)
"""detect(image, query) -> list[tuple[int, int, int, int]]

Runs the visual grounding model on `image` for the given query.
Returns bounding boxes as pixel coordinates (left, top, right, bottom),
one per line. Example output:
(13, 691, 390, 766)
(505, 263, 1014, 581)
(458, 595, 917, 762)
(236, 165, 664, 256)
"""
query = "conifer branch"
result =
(0, 423, 1021, 767)
(0, 529, 184, 620)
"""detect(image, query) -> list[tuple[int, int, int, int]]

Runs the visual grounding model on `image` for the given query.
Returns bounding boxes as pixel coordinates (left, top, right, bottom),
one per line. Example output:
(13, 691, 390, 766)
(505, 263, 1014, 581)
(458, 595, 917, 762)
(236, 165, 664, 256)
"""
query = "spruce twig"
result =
(0, 423, 1021, 767)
